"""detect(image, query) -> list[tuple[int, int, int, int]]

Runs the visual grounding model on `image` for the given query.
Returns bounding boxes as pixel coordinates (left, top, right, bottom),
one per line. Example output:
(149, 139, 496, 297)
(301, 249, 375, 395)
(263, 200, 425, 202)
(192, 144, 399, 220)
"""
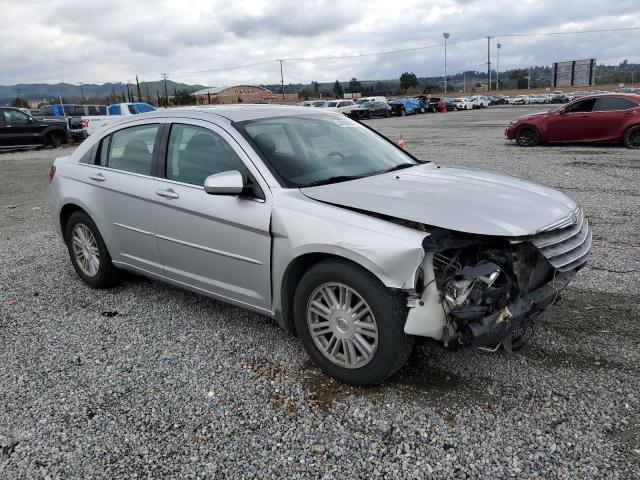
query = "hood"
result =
(40, 118, 67, 124)
(300, 163, 578, 237)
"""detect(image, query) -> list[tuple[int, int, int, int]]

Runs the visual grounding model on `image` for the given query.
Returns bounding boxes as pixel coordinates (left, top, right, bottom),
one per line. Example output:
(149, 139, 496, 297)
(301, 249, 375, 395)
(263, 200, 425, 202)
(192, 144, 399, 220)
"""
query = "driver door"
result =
(547, 98, 597, 142)
(153, 120, 272, 312)
(1, 109, 41, 146)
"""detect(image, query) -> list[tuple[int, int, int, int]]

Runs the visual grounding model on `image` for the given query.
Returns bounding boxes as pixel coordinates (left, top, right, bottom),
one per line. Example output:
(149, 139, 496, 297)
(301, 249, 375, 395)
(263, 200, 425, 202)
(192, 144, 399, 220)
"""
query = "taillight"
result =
(48, 165, 56, 182)
(81, 119, 89, 129)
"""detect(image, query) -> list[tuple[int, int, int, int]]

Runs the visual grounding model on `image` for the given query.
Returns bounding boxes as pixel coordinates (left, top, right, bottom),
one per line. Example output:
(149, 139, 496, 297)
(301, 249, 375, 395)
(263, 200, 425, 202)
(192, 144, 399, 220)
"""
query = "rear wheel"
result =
(294, 260, 414, 386)
(623, 125, 640, 149)
(65, 211, 121, 288)
(515, 125, 539, 147)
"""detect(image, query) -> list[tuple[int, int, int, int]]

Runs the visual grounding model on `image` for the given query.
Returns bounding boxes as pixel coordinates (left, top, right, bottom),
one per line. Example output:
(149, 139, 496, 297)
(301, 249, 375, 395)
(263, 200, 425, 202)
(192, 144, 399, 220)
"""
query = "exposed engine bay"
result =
(404, 227, 581, 351)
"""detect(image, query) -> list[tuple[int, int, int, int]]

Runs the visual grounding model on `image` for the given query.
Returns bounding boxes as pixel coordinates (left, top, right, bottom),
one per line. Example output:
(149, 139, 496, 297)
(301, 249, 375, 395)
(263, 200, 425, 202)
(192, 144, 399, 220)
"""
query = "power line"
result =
(495, 26, 640, 38)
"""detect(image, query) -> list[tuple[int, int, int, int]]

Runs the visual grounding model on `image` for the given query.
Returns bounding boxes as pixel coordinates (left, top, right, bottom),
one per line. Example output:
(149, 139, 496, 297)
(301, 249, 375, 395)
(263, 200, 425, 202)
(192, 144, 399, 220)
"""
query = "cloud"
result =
(0, 0, 638, 86)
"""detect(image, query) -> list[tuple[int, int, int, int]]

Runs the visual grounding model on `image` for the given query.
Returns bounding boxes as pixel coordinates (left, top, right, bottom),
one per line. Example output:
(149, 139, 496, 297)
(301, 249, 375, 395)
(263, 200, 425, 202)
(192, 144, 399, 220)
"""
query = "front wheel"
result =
(48, 131, 63, 148)
(623, 125, 640, 148)
(294, 260, 414, 386)
(515, 125, 539, 147)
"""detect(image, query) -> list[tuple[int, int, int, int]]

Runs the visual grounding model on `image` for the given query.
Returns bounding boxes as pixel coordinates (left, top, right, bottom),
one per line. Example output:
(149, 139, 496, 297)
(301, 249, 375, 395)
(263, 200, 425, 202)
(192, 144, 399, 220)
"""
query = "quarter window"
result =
(595, 97, 639, 111)
(166, 124, 248, 186)
(106, 124, 159, 175)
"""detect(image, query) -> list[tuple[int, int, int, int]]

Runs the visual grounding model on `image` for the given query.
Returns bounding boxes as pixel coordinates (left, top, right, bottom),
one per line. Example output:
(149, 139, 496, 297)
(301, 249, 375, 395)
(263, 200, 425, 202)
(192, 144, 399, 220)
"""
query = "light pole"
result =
(443, 33, 450, 93)
(496, 43, 502, 92)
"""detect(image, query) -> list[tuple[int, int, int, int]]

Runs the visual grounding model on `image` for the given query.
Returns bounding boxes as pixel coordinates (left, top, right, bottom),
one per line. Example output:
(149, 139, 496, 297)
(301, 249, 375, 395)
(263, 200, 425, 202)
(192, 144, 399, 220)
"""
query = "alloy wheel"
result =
(71, 223, 100, 277)
(306, 282, 378, 369)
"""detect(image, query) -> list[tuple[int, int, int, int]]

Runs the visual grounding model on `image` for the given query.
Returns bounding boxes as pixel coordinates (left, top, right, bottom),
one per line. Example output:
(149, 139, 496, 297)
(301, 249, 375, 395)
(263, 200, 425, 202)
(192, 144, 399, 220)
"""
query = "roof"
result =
(175, 104, 332, 122)
(192, 85, 273, 96)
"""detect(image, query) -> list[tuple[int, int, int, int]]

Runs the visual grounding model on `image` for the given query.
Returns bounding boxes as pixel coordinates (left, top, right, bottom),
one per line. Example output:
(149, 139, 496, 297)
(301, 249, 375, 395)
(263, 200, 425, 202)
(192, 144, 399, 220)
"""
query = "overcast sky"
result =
(1, 0, 639, 87)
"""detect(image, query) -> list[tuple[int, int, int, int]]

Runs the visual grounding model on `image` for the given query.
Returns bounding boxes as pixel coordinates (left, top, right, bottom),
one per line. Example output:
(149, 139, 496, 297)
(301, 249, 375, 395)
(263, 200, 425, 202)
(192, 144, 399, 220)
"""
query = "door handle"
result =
(89, 173, 106, 182)
(155, 188, 179, 199)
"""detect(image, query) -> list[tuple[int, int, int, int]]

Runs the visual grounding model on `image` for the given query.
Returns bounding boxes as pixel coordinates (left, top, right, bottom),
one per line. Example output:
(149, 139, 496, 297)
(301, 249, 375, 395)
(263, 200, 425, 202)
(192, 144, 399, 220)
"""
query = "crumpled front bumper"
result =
(460, 269, 577, 348)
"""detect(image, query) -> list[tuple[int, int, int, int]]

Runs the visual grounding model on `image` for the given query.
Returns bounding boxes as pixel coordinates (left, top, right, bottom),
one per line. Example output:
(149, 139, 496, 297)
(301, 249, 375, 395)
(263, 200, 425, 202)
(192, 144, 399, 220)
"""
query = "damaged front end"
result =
(404, 210, 591, 350)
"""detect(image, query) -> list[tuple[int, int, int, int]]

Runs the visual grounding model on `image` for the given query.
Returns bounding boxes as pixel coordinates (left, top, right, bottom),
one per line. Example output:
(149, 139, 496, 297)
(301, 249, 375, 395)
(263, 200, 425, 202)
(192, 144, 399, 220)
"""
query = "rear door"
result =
(547, 98, 597, 142)
(154, 120, 273, 311)
(79, 121, 165, 275)
(590, 96, 640, 142)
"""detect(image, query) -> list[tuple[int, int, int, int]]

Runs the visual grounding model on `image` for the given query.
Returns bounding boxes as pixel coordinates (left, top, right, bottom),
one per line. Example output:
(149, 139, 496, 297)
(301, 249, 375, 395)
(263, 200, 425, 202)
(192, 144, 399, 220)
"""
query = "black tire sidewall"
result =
(293, 260, 414, 386)
(623, 126, 640, 149)
(516, 125, 539, 147)
(65, 211, 118, 288)
(48, 132, 63, 148)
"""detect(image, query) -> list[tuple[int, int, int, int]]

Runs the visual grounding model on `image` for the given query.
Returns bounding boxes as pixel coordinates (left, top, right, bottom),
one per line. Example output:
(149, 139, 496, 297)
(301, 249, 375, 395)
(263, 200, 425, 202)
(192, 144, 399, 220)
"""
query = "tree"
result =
(298, 88, 310, 100)
(399, 72, 419, 91)
(333, 80, 343, 98)
(346, 77, 363, 94)
(9, 97, 25, 108)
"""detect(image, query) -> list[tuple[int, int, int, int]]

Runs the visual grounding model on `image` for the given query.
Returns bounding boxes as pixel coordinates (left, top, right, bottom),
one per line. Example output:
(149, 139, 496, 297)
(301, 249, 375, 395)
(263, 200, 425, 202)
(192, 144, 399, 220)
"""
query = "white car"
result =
(453, 98, 473, 110)
(356, 96, 388, 105)
(321, 100, 356, 115)
(512, 95, 530, 105)
(81, 102, 156, 136)
(469, 96, 490, 108)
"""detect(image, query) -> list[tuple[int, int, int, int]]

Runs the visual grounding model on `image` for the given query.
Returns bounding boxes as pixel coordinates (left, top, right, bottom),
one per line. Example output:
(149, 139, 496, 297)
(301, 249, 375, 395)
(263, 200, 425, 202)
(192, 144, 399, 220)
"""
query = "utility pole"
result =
(16, 88, 23, 107)
(161, 73, 169, 106)
(486, 36, 492, 92)
(463, 72, 466, 92)
(443, 33, 450, 93)
(528, 57, 532, 90)
(496, 43, 502, 93)
(277, 59, 285, 103)
(79, 82, 86, 103)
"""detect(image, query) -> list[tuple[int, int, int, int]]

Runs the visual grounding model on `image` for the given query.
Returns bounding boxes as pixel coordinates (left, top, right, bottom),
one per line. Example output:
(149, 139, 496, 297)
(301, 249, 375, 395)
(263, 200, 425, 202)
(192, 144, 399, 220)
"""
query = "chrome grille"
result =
(530, 210, 592, 272)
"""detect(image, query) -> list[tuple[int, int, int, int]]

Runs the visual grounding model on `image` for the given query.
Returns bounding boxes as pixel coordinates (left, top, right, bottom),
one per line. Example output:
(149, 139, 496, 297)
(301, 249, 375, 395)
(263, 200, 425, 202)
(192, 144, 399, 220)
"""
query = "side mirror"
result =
(204, 170, 245, 195)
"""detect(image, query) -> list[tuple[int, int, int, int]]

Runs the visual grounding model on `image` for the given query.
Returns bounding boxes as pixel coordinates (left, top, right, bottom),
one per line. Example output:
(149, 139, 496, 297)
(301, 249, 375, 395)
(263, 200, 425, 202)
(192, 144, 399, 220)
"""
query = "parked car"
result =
(453, 97, 473, 110)
(351, 101, 391, 119)
(490, 96, 509, 106)
(0, 107, 68, 149)
(550, 93, 569, 104)
(512, 95, 530, 105)
(505, 94, 640, 148)
(388, 97, 427, 116)
(38, 104, 107, 129)
(310, 101, 327, 107)
(81, 102, 157, 136)
(48, 105, 592, 385)
(355, 96, 388, 105)
(427, 97, 456, 112)
(321, 100, 357, 115)
(468, 96, 490, 108)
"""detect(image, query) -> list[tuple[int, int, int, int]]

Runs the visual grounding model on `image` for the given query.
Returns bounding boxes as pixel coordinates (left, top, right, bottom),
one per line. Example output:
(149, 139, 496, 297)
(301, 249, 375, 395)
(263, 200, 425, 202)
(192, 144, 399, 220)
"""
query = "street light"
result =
(496, 43, 502, 92)
(443, 33, 450, 93)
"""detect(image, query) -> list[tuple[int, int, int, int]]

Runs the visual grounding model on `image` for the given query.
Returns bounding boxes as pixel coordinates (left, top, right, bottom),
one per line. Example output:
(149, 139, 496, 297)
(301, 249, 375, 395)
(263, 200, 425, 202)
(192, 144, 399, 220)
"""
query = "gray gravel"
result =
(1, 108, 639, 479)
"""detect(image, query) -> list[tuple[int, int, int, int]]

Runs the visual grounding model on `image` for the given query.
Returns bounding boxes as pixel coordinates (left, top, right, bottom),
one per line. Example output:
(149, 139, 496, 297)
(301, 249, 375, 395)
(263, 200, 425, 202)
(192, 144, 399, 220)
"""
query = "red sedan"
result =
(505, 93, 640, 148)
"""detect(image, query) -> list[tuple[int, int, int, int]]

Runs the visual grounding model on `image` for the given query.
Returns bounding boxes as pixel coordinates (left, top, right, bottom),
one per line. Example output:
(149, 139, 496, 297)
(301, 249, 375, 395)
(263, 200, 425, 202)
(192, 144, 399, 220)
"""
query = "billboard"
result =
(552, 59, 596, 87)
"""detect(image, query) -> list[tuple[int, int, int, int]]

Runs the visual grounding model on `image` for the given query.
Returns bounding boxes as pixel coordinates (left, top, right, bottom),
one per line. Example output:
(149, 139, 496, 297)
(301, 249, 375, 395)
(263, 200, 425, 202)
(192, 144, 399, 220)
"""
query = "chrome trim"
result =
(156, 233, 262, 265)
(113, 222, 155, 236)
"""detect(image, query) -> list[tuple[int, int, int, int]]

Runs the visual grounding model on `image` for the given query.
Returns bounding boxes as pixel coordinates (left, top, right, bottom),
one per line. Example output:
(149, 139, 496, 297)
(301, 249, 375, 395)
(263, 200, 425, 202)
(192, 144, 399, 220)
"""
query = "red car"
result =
(505, 93, 640, 148)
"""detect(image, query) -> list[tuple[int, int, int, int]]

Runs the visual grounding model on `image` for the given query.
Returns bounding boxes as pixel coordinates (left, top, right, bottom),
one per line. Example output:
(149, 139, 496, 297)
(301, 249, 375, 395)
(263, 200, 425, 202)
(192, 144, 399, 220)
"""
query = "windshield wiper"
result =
(382, 163, 416, 173)
(302, 175, 365, 187)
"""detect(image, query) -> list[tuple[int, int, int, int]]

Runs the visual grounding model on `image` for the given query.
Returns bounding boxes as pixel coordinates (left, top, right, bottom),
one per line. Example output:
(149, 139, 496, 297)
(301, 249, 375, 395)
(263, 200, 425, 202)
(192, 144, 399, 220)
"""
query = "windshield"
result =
(326, 101, 338, 107)
(238, 115, 419, 188)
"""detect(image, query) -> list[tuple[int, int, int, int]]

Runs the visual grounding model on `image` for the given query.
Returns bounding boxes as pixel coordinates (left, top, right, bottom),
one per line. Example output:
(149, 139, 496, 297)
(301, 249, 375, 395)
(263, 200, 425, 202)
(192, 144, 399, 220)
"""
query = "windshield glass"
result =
(238, 115, 418, 187)
(326, 101, 338, 107)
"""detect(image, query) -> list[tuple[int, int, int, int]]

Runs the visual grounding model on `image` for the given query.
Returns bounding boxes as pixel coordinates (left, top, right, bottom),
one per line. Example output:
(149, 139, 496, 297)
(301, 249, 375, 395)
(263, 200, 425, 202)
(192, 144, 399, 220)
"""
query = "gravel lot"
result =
(1, 106, 639, 479)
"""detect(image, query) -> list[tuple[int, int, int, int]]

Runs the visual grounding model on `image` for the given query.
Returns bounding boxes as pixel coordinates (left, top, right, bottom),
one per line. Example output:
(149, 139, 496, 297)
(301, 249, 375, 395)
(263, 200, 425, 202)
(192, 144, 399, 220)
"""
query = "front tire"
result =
(294, 260, 414, 386)
(48, 131, 63, 148)
(65, 211, 120, 288)
(623, 125, 640, 148)
(515, 125, 539, 147)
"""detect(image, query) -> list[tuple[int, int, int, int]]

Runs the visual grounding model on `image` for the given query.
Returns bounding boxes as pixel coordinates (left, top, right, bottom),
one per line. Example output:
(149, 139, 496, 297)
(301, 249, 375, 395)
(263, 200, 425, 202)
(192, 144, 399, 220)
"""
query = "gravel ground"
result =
(1, 107, 639, 479)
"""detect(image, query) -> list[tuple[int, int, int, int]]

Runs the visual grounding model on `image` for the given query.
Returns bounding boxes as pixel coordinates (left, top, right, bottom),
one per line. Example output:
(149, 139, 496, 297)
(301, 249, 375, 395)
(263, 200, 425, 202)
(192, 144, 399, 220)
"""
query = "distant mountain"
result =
(0, 80, 207, 105)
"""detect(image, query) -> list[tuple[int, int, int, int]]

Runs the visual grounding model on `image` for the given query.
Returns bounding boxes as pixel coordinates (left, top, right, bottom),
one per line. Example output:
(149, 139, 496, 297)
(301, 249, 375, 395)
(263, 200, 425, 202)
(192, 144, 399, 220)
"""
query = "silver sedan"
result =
(48, 106, 591, 385)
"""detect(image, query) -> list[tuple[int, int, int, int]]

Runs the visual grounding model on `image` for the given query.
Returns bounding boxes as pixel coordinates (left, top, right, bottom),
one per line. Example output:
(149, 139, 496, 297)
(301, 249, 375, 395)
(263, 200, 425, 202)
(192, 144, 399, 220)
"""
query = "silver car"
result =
(48, 106, 591, 385)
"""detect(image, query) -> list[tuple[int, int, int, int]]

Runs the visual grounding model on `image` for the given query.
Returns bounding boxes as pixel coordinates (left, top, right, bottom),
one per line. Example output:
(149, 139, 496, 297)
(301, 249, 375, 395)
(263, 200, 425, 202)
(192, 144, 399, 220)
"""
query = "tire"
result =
(367, 112, 372, 120)
(515, 125, 539, 147)
(400, 109, 406, 117)
(293, 259, 414, 386)
(623, 125, 640, 149)
(65, 211, 121, 288)
(420, 107, 425, 114)
(385, 110, 390, 118)
(48, 131, 63, 148)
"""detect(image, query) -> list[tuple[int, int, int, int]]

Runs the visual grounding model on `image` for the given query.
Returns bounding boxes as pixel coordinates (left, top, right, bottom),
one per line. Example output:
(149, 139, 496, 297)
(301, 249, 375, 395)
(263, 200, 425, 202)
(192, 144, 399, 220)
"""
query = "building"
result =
(192, 85, 298, 105)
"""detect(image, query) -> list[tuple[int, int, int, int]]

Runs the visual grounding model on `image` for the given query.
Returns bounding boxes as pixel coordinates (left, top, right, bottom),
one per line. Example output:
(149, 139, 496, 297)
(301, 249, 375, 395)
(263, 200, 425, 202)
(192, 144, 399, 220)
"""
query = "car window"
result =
(2, 109, 30, 124)
(244, 122, 295, 155)
(106, 124, 159, 175)
(166, 124, 248, 186)
(595, 97, 639, 111)
(564, 98, 597, 113)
